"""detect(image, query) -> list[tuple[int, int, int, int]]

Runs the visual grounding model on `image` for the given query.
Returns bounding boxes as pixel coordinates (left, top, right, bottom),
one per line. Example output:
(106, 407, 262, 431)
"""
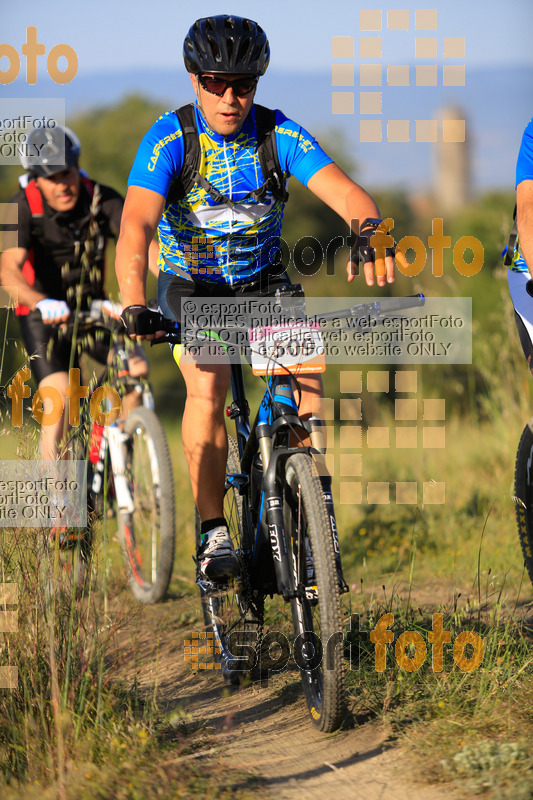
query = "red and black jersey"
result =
(8, 176, 124, 314)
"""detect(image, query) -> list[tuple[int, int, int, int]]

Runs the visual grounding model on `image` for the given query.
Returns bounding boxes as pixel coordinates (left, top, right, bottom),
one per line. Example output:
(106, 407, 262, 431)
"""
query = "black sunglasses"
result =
(198, 75, 258, 97)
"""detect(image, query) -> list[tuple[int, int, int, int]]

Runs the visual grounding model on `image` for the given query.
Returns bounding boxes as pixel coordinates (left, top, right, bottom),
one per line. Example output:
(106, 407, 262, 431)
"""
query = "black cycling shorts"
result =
(19, 311, 111, 384)
(158, 268, 297, 369)
(157, 268, 294, 323)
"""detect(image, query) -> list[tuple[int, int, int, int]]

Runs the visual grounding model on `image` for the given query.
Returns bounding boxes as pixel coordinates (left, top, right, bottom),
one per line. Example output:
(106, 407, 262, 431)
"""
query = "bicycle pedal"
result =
(196, 577, 230, 594)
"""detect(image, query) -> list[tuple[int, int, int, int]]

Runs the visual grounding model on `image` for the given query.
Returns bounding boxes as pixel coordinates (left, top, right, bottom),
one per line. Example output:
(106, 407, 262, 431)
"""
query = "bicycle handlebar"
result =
(149, 293, 425, 347)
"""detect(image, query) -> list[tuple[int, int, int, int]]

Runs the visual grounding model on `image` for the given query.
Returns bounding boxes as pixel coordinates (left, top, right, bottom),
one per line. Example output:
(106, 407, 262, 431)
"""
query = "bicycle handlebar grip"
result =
(148, 316, 182, 345)
(377, 294, 425, 312)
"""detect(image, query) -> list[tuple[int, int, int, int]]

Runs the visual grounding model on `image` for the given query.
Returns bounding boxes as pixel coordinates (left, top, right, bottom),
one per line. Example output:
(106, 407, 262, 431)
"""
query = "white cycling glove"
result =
(101, 300, 123, 320)
(35, 298, 70, 323)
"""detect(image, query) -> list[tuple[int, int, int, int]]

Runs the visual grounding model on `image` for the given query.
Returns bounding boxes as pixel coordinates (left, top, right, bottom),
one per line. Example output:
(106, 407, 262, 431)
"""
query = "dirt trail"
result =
(113, 592, 469, 800)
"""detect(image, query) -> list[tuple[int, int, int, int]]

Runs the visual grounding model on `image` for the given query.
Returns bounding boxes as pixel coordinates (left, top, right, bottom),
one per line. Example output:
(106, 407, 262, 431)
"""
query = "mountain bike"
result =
(42, 301, 176, 604)
(156, 289, 425, 732)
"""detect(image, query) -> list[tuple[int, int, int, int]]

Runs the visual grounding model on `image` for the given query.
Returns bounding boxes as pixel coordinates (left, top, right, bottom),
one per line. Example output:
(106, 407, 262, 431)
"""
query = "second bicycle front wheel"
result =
(283, 453, 345, 732)
(514, 418, 533, 587)
(117, 407, 176, 603)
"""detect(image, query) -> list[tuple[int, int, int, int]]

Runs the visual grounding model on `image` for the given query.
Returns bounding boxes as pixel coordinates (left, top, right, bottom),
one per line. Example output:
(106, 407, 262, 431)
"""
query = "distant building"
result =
(434, 106, 471, 214)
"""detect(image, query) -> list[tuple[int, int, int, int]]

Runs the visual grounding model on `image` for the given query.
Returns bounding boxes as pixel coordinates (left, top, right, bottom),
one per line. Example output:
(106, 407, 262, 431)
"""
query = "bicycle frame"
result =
(154, 291, 425, 601)
(87, 374, 155, 511)
(226, 359, 345, 601)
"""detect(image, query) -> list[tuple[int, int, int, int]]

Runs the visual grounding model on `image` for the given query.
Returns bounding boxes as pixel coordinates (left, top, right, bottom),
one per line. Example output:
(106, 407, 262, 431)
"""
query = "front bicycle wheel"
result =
(195, 436, 259, 682)
(117, 407, 175, 603)
(514, 419, 533, 587)
(283, 453, 345, 732)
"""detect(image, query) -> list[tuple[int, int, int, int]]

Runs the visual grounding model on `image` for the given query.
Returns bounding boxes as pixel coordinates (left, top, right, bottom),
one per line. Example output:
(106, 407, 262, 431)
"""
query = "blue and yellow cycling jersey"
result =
(128, 104, 333, 284)
(508, 116, 533, 273)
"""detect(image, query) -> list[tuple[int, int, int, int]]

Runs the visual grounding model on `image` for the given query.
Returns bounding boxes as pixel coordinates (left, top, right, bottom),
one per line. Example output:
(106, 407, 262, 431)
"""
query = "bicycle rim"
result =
(119, 408, 175, 603)
(284, 453, 345, 732)
(196, 436, 258, 682)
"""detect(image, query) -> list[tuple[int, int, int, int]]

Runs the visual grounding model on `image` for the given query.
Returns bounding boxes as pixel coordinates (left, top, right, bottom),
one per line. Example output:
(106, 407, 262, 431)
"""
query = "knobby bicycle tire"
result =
(118, 407, 176, 603)
(283, 453, 345, 732)
(514, 419, 533, 587)
(195, 436, 258, 682)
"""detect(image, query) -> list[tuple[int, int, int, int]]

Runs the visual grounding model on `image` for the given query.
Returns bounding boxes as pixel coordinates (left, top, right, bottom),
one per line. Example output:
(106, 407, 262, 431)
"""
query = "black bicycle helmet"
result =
(20, 124, 81, 177)
(183, 15, 270, 76)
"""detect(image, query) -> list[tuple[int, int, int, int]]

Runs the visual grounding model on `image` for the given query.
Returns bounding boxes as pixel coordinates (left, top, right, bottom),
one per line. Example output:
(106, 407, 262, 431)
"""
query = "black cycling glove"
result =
(120, 305, 164, 335)
(351, 218, 398, 264)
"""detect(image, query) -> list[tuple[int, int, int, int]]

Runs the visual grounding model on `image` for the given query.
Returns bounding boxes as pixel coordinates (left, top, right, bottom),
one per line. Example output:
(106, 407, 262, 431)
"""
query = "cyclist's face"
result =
(191, 72, 256, 136)
(36, 167, 80, 212)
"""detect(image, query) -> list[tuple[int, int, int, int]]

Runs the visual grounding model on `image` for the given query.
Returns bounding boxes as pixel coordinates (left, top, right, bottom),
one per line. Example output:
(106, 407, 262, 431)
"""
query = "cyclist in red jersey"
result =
(0, 125, 158, 461)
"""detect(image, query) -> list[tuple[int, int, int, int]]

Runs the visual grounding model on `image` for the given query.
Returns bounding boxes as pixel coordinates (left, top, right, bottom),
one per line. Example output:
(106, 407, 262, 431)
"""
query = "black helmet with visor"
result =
(20, 125, 81, 178)
(183, 15, 270, 76)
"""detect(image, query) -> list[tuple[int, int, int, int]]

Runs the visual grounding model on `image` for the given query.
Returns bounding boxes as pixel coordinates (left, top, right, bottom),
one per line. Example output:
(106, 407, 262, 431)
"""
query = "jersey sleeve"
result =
(516, 117, 533, 187)
(273, 111, 334, 187)
(127, 111, 186, 197)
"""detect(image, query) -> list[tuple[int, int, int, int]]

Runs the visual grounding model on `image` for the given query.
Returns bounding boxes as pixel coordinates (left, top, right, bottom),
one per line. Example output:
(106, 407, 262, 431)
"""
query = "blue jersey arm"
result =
(516, 117, 533, 188)
(127, 111, 185, 197)
(273, 110, 334, 186)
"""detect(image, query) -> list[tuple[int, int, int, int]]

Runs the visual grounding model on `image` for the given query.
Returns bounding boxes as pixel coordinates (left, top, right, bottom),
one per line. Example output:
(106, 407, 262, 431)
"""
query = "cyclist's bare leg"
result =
(291, 374, 327, 447)
(38, 371, 69, 460)
(179, 347, 231, 522)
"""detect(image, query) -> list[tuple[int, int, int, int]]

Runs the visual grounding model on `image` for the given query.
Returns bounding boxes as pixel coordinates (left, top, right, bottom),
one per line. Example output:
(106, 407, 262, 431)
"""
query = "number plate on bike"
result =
(249, 322, 326, 376)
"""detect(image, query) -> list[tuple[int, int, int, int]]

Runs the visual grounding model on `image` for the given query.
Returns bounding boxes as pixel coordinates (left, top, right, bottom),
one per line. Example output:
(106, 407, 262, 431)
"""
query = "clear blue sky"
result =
(3, 0, 532, 76)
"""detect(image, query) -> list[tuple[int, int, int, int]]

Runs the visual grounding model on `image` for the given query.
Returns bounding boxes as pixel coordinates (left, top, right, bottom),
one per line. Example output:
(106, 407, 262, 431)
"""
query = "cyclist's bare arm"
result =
(148, 238, 160, 278)
(307, 162, 407, 287)
(517, 179, 533, 277)
(0, 246, 47, 310)
(115, 185, 166, 339)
